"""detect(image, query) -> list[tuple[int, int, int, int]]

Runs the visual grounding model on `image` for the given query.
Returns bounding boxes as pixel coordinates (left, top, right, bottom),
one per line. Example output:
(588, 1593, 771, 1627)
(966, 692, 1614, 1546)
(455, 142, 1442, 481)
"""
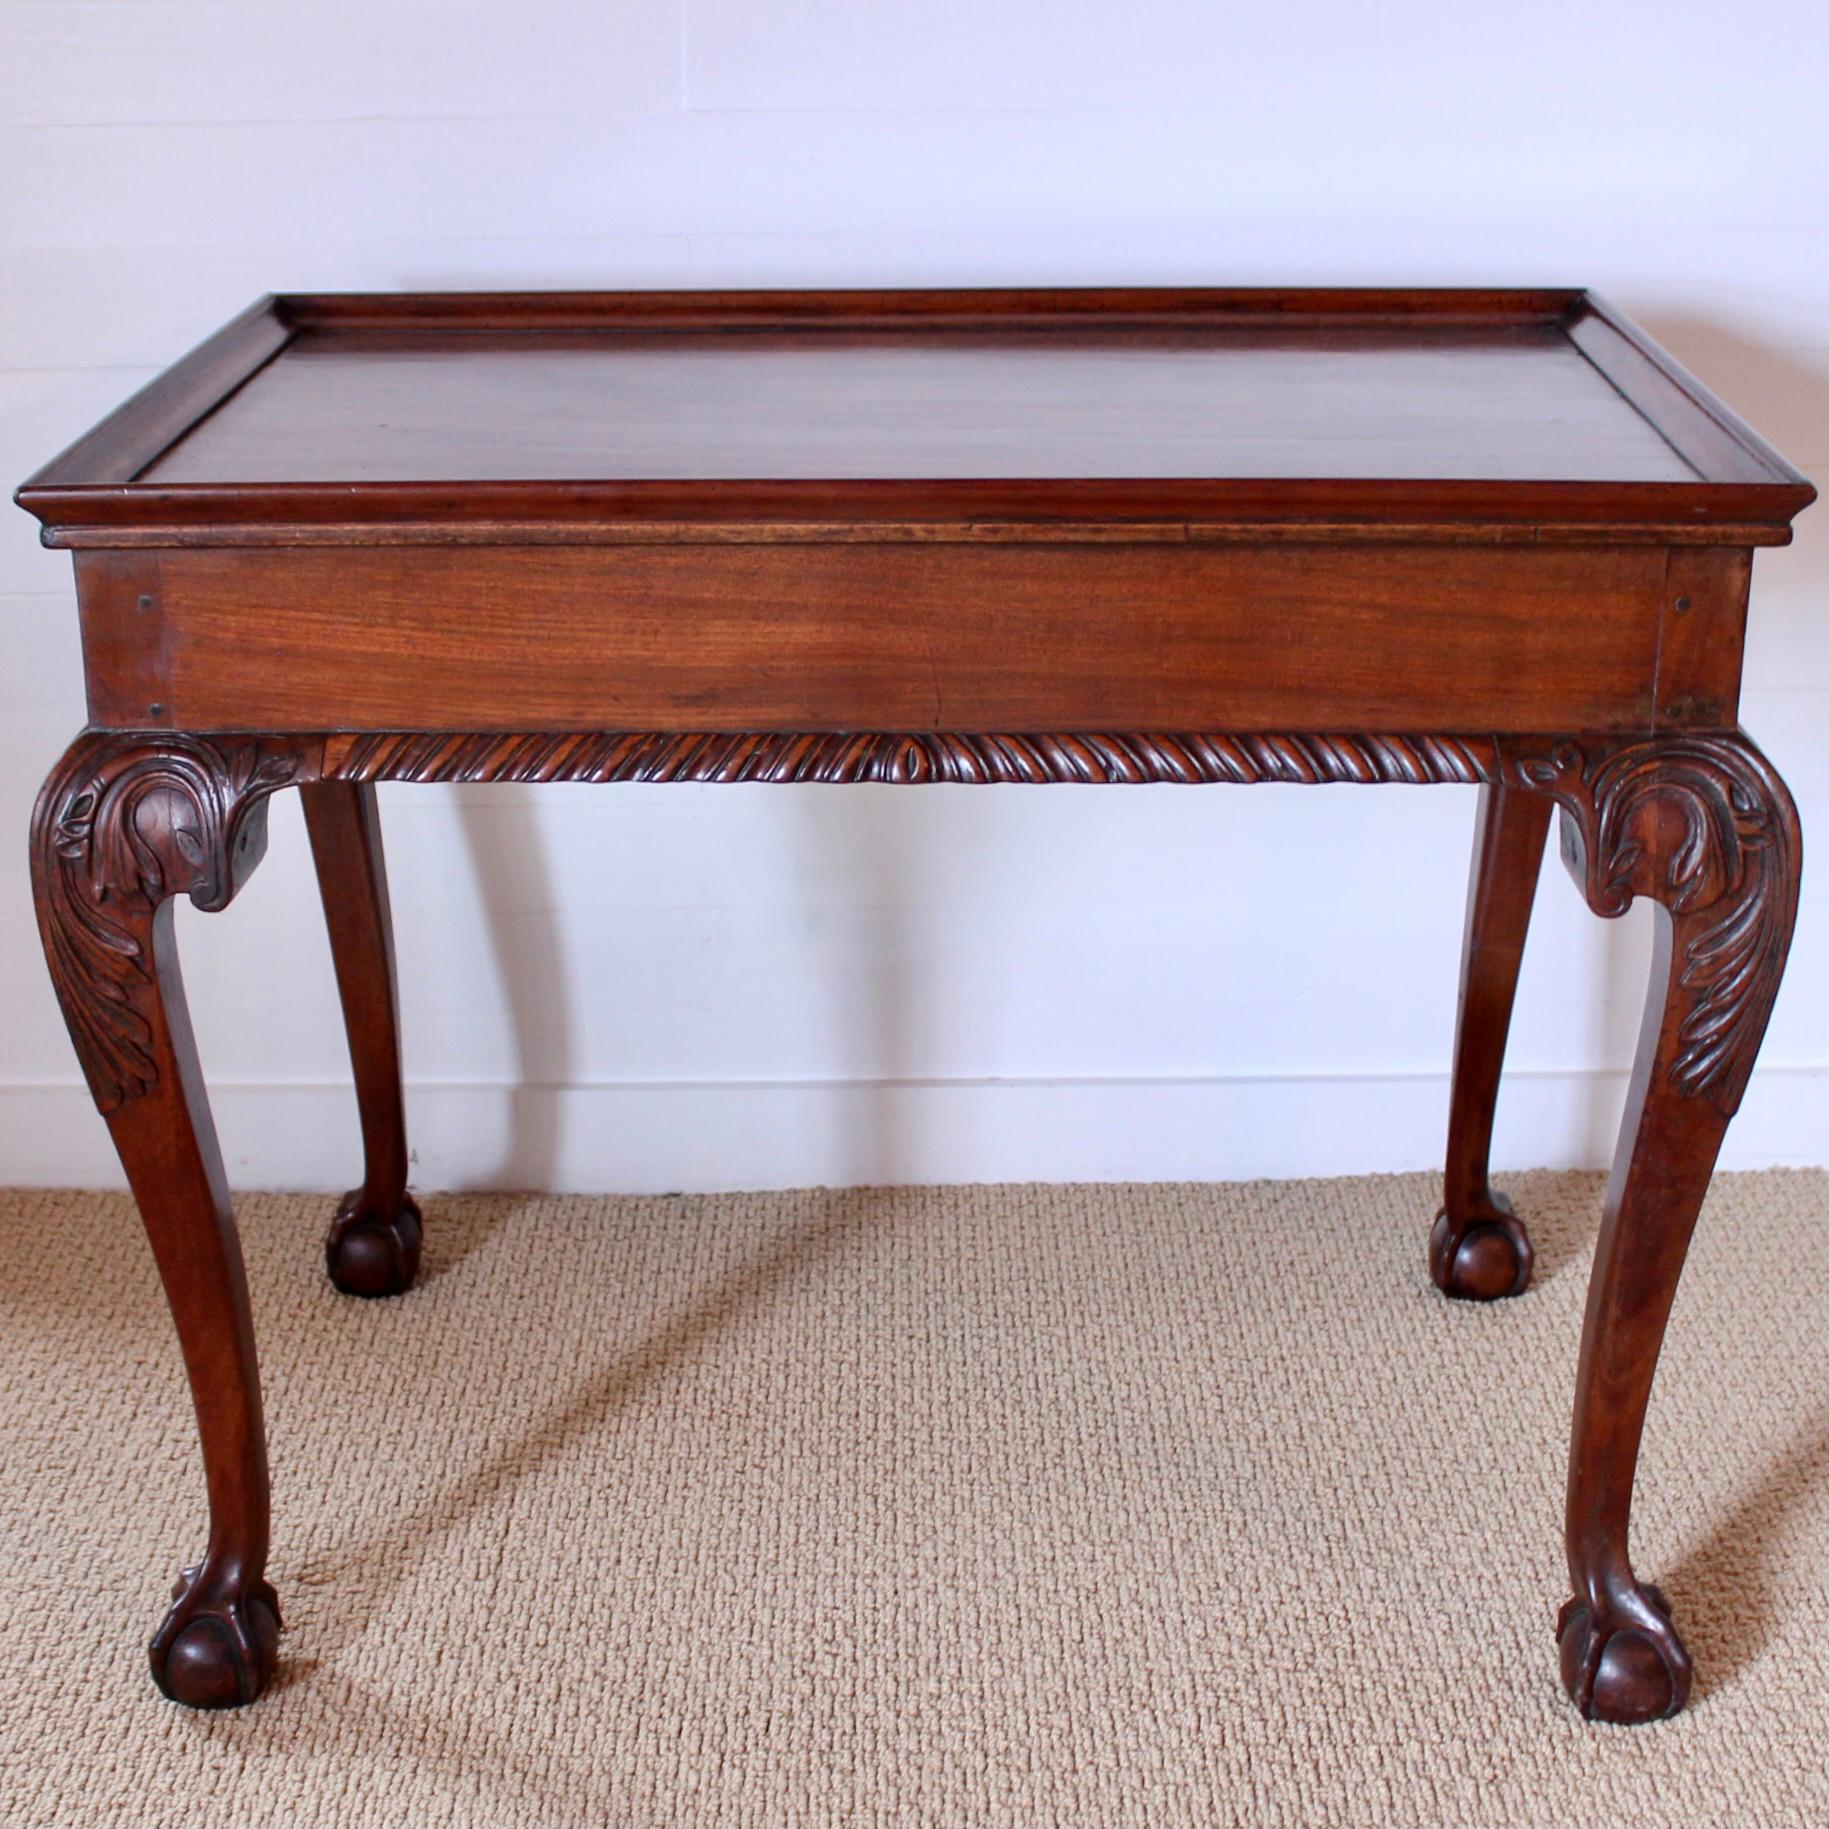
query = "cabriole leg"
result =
(31, 733, 302, 1707)
(1518, 733, 1802, 1724)
(302, 781, 421, 1296)
(1432, 779, 1551, 1299)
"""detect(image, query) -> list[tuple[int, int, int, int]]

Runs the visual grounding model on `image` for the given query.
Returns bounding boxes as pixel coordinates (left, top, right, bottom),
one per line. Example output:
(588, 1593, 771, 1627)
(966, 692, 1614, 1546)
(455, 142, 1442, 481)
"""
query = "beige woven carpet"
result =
(3, 1172, 1827, 1828)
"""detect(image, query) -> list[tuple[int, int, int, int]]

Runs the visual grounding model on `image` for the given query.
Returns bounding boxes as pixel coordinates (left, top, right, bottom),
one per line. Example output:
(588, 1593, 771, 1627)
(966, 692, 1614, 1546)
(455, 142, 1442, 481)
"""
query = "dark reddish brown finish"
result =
(302, 781, 421, 1297)
(13, 289, 1815, 1725)
(92, 542, 1680, 736)
(1654, 547, 1753, 729)
(137, 325, 1695, 487)
(30, 734, 285, 1707)
(1540, 735, 1802, 1724)
(18, 288, 1812, 538)
(1432, 780, 1553, 1300)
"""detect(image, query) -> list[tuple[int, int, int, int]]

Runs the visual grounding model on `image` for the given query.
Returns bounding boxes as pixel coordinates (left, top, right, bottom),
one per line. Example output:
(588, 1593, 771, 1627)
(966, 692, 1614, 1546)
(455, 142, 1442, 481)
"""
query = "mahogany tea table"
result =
(15, 288, 1815, 1723)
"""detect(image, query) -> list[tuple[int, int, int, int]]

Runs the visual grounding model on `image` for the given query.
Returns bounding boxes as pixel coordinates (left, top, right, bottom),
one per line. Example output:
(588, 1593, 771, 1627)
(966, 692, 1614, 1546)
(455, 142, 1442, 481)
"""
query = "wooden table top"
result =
(16, 288, 1814, 545)
(146, 325, 1690, 487)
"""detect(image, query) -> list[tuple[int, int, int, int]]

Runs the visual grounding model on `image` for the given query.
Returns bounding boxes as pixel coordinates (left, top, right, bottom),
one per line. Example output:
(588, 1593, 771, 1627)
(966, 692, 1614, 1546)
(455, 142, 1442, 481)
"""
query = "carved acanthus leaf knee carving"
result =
(31, 735, 312, 1112)
(1502, 733, 1801, 1115)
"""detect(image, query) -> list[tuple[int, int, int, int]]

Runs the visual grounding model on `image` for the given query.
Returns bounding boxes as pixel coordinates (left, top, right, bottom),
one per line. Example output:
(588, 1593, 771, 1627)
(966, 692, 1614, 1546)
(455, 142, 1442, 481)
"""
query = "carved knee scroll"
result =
(34, 734, 308, 1111)
(1506, 733, 1800, 1117)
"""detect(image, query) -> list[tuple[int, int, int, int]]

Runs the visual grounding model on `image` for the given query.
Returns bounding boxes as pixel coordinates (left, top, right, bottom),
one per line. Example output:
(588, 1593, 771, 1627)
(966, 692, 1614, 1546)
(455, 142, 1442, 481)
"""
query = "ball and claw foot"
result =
(1429, 1193, 1533, 1301)
(150, 1564, 282, 1709)
(325, 1188, 423, 1297)
(1558, 1581, 1693, 1725)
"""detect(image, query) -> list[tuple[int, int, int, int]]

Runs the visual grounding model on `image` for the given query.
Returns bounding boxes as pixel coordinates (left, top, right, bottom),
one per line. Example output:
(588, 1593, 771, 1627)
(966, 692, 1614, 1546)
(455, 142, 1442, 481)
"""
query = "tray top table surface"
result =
(17, 288, 1814, 542)
(143, 324, 1687, 485)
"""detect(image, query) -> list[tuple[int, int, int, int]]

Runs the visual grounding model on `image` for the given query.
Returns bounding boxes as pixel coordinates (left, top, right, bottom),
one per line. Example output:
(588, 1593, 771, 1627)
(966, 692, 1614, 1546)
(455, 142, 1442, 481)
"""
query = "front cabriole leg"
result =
(31, 732, 310, 1707)
(1507, 732, 1802, 1724)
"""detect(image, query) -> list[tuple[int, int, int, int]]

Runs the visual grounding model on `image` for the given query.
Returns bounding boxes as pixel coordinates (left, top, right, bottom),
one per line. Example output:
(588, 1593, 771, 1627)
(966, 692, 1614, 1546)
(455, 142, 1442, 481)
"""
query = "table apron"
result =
(73, 541, 1747, 736)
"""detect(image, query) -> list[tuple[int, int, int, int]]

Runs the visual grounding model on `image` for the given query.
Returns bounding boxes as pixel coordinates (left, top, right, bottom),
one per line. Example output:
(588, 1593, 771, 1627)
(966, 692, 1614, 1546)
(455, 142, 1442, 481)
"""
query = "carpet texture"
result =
(1, 1171, 1826, 1828)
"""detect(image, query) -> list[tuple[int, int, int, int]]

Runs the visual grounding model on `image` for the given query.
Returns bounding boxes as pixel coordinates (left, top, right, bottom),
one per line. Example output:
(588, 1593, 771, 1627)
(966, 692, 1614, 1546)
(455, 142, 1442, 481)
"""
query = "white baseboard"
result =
(0, 1068, 1820, 1192)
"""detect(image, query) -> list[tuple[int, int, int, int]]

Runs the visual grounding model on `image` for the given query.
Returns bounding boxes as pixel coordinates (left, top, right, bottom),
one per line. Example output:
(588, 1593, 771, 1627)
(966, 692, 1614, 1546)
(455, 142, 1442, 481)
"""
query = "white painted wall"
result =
(2, 0, 1824, 1191)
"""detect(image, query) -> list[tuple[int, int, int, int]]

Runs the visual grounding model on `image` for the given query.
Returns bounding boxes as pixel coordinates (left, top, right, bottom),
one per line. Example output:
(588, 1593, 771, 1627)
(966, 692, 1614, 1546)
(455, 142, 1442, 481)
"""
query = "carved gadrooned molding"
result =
(34, 728, 1797, 1117)
(324, 730, 1502, 787)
